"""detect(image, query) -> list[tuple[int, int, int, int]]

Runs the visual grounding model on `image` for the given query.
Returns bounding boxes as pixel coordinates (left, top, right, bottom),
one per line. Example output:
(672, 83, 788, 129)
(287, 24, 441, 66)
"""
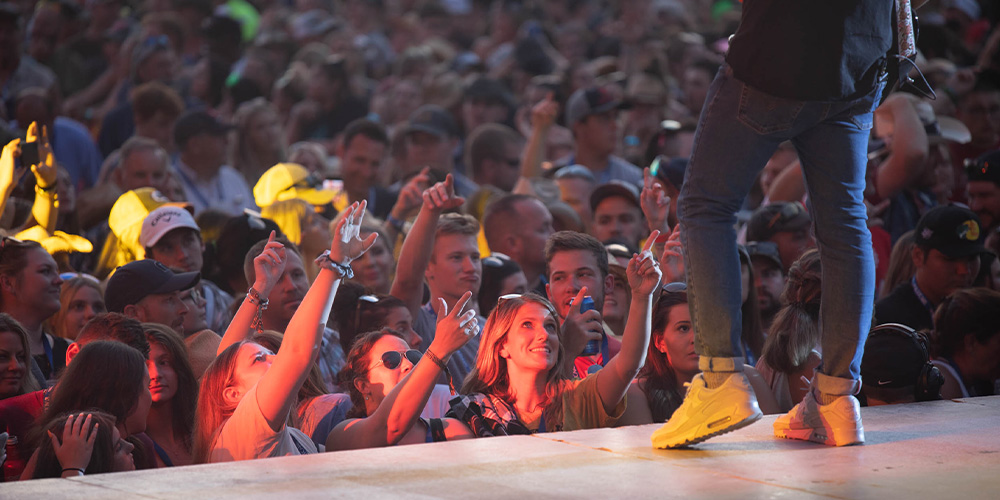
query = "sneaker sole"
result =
(654, 410, 763, 449)
(774, 425, 864, 446)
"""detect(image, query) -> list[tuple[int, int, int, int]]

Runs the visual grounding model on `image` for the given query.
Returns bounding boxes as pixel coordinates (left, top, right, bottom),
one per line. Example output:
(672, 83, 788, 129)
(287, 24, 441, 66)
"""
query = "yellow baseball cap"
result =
(15, 225, 94, 254)
(254, 163, 337, 208)
(108, 188, 173, 238)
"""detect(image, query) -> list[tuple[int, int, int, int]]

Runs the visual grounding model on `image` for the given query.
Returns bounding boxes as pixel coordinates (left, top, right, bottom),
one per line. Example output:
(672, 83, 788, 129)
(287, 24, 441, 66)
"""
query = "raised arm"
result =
(0, 138, 26, 223)
(873, 93, 929, 200)
(513, 94, 558, 196)
(219, 231, 286, 355)
(595, 232, 662, 414)
(256, 202, 378, 430)
(28, 123, 59, 234)
(389, 175, 464, 317)
(327, 291, 479, 450)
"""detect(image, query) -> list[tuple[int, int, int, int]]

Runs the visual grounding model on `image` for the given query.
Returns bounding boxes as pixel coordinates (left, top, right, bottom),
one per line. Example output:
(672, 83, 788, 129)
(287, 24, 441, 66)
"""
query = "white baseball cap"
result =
(140, 206, 200, 248)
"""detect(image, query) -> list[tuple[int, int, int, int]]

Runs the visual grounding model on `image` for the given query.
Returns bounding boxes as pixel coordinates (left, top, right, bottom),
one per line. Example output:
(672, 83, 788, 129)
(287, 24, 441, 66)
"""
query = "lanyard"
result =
(910, 277, 936, 318)
(173, 164, 220, 210)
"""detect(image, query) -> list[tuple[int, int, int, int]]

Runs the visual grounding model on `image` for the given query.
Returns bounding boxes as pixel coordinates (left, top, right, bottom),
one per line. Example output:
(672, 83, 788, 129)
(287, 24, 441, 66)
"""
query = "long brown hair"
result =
(338, 328, 405, 419)
(0, 313, 42, 396)
(759, 249, 822, 373)
(251, 330, 328, 428)
(33, 412, 119, 478)
(638, 290, 689, 422)
(461, 293, 567, 429)
(192, 342, 243, 464)
(143, 323, 198, 451)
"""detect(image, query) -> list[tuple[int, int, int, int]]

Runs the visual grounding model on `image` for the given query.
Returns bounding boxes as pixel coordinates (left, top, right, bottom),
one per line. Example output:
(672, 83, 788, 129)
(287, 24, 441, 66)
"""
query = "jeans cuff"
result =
(813, 372, 861, 396)
(699, 356, 744, 373)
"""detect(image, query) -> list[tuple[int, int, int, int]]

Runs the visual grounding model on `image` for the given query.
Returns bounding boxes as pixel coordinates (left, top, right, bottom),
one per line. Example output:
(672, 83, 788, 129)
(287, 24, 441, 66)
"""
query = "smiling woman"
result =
(0, 238, 68, 381)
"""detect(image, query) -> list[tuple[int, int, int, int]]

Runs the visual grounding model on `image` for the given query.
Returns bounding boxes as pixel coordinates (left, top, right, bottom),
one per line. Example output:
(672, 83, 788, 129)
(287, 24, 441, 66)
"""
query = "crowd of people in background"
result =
(0, 0, 999, 481)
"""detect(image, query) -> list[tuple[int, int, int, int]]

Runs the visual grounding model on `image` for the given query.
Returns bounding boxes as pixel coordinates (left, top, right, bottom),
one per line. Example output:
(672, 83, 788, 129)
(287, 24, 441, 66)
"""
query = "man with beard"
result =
(105, 260, 199, 336)
(745, 241, 786, 331)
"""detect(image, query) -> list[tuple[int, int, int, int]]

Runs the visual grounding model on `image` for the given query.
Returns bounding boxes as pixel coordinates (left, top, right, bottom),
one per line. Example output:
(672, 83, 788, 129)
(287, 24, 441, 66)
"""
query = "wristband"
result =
(246, 287, 268, 333)
(385, 214, 406, 232)
(36, 182, 56, 192)
(316, 250, 354, 279)
(424, 349, 457, 395)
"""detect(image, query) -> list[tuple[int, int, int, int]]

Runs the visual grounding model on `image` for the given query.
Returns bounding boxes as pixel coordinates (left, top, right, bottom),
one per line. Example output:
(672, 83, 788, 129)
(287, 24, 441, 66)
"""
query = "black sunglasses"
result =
(662, 282, 687, 293)
(371, 349, 422, 370)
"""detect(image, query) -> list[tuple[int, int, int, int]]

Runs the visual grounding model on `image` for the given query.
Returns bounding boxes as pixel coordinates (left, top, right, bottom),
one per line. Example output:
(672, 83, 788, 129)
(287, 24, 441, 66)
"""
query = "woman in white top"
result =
(192, 201, 378, 463)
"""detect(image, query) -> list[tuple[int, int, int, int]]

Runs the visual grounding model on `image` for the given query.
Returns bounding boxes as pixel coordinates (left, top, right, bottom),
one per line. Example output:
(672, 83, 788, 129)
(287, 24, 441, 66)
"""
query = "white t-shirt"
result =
(210, 385, 318, 463)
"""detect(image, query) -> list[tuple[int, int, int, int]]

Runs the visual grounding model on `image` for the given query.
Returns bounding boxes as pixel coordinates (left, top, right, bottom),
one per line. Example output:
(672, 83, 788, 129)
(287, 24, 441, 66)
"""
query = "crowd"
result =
(0, 0, 999, 481)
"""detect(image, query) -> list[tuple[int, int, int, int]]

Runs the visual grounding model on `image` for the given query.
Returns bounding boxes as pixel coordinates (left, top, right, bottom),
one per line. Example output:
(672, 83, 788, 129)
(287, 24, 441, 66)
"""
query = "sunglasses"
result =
(371, 349, 422, 370)
(661, 282, 687, 293)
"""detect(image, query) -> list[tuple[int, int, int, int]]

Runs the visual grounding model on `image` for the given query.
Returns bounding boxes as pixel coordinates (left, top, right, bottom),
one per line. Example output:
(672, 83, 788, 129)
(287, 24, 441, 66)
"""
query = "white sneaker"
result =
(773, 389, 864, 446)
(651, 372, 763, 449)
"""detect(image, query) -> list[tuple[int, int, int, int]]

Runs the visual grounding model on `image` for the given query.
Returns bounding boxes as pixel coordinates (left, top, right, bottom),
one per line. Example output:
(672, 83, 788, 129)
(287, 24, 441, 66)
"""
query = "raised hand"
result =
(329, 200, 379, 265)
(252, 230, 286, 297)
(48, 413, 97, 473)
(431, 291, 479, 357)
(26, 122, 57, 189)
(422, 174, 465, 212)
(1, 138, 26, 198)
(641, 167, 671, 234)
(659, 226, 685, 284)
(627, 230, 663, 296)
(561, 286, 604, 358)
(530, 92, 559, 132)
(390, 167, 431, 220)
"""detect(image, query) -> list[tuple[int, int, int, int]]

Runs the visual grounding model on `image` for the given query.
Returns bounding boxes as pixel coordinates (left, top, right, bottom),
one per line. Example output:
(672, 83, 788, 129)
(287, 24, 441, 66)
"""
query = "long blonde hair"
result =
(192, 342, 244, 464)
(461, 294, 567, 428)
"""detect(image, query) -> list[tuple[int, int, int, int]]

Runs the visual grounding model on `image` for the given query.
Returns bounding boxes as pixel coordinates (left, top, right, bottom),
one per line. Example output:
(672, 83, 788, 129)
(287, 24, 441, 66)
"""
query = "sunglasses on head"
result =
(371, 349, 422, 370)
(661, 282, 687, 293)
(355, 295, 379, 330)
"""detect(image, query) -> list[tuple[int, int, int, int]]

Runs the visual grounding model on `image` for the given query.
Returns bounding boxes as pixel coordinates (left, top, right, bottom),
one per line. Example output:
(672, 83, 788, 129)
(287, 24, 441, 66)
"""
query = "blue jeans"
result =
(678, 64, 885, 396)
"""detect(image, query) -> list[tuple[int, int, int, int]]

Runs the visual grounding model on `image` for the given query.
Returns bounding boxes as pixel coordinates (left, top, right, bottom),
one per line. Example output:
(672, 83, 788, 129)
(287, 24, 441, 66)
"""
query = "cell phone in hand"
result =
(20, 140, 40, 167)
(574, 296, 602, 356)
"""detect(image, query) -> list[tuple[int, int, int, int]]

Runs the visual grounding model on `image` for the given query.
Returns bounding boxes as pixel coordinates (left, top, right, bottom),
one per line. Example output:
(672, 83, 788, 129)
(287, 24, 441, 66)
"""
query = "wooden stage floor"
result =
(4, 396, 999, 499)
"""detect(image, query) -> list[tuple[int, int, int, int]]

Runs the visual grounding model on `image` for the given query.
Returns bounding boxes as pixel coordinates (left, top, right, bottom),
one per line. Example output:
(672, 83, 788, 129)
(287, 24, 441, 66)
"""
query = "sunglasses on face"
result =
(371, 349, 422, 370)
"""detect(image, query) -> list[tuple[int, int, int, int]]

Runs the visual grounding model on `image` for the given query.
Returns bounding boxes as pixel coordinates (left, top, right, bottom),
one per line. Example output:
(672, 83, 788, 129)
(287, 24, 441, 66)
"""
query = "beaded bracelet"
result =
(316, 250, 354, 279)
(246, 287, 268, 333)
(424, 349, 457, 395)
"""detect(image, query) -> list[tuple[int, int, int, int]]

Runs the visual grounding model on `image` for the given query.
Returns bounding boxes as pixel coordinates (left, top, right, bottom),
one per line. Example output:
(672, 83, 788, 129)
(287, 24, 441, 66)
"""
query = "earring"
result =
(364, 395, 369, 400)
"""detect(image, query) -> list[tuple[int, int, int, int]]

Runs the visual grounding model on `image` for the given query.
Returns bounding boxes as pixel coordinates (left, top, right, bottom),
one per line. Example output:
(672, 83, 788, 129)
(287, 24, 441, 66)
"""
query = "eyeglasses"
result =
(355, 294, 379, 330)
(661, 282, 687, 293)
(180, 287, 203, 303)
(370, 349, 422, 370)
(59, 272, 101, 283)
(141, 35, 169, 49)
